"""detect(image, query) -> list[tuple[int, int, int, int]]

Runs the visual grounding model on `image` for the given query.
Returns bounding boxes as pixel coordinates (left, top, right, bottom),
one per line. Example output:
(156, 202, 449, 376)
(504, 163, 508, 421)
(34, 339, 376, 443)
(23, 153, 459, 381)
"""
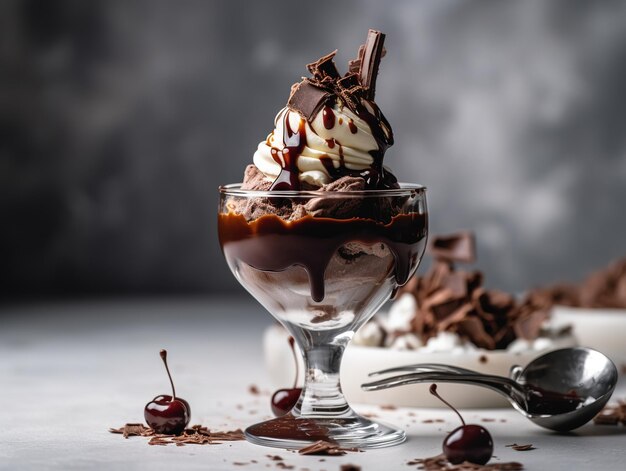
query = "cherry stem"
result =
(288, 337, 299, 389)
(430, 384, 465, 426)
(160, 349, 176, 400)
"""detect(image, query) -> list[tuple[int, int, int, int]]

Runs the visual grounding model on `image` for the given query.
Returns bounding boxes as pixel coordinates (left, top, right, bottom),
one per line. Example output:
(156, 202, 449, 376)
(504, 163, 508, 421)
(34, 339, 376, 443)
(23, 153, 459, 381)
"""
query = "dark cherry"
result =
(270, 337, 302, 416)
(144, 349, 190, 435)
(430, 384, 493, 466)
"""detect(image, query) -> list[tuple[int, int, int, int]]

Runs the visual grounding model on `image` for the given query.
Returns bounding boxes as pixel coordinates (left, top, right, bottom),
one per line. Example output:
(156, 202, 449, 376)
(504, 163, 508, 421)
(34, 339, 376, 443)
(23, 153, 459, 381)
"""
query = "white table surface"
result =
(1, 297, 625, 470)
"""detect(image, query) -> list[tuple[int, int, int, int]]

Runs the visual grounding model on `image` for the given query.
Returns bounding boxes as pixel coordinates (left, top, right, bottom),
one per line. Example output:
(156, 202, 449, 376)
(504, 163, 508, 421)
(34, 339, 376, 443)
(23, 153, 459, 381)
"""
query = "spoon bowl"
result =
(362, 347, 618, 432)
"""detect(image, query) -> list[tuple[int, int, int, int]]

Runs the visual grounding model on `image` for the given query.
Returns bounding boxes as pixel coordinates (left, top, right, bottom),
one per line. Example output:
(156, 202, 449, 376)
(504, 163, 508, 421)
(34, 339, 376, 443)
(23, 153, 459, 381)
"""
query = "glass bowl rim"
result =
(218, 182, 427, 198)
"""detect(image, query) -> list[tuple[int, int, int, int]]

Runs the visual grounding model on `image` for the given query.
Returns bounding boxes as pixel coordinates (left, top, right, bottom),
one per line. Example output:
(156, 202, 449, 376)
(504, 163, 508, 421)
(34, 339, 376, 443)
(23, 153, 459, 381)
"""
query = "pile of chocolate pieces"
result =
(388, 232, 552, 350)
(530, 257, 626, 309)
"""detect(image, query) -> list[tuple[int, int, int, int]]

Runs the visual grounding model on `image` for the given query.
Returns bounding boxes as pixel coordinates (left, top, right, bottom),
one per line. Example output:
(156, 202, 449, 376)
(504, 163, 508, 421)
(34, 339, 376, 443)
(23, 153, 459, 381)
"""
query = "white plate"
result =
(263, 325, 576, 408)
(551, 305, 626, 367)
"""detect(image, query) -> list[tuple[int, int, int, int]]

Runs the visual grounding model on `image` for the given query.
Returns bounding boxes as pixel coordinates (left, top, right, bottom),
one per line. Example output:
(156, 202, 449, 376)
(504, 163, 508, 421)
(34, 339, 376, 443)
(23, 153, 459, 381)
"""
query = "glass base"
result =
(244, 411, 406, 449)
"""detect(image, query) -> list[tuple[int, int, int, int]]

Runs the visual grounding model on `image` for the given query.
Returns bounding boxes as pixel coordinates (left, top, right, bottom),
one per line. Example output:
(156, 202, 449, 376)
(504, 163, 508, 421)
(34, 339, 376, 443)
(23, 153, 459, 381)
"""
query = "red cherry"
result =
(444, 424, 493, 465)
(144, 395, 189, 435)
(271, 387, 302, 416)
(271, 336, 301, 417)
(144, 350, 191, 434)
(430, 384, 493, 465)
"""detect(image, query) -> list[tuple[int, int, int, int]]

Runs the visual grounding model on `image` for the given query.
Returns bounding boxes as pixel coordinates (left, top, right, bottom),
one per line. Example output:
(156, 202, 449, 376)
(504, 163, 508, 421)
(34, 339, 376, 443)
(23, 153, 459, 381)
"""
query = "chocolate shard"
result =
(430, 231, 476, 264)
(307, 50, 340, 79)
(357, 29, 386, 100)
(287, 80, 332, 122)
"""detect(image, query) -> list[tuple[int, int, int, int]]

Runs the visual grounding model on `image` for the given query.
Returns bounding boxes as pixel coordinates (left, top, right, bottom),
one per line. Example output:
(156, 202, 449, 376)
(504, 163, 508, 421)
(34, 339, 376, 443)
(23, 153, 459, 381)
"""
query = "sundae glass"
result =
(218, 30, 428, 448)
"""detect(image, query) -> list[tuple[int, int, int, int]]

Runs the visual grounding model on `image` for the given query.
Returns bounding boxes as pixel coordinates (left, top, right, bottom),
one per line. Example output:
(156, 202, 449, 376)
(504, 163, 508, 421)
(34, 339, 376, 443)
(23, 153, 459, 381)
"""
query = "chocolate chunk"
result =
(357, 29, 386, 100)
(287, 80, 332, 122)
(306, 50, 340, 80)
(440, 271, 470, 298)
(430, 232, 476, 264)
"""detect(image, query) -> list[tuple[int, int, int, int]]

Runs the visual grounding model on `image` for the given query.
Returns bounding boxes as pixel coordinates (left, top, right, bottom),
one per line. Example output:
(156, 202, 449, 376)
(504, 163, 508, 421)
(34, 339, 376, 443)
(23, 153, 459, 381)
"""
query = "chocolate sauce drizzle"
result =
(218, 211, 427, 303)
(270, 111, 308, 191)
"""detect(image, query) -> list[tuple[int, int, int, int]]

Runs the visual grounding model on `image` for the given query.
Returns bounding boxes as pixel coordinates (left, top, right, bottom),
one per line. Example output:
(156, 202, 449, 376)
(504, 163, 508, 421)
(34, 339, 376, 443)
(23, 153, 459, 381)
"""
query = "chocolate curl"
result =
(356, 29, 386, 100)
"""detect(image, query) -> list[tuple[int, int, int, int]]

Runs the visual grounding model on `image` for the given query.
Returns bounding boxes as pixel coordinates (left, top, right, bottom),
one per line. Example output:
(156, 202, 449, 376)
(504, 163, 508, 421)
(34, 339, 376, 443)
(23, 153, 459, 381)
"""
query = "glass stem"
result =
(293, 342, 351, 417)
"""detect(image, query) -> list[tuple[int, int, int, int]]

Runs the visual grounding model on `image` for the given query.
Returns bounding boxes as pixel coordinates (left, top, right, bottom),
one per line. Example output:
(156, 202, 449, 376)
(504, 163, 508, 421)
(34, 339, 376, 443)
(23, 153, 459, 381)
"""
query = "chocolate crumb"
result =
(380, 404, 397, 410)
(481, 418, 495, 423)
(267, 455, 284, 461)
(249, 384, 260, 395)
(276, 463, 295, 470)
(479, 355, 488, 364)
(506, 444, 536, 451)
(340, 465, 361, 471)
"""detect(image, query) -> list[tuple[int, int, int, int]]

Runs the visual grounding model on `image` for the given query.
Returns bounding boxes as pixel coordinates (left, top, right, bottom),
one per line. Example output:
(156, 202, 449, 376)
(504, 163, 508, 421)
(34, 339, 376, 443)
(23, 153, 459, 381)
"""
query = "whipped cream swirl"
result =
(253, 99, 387, 188)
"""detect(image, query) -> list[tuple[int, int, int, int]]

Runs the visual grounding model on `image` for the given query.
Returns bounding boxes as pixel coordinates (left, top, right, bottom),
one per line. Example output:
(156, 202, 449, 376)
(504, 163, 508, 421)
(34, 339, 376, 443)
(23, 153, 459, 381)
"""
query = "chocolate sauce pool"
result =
(218, 211, 427, 303)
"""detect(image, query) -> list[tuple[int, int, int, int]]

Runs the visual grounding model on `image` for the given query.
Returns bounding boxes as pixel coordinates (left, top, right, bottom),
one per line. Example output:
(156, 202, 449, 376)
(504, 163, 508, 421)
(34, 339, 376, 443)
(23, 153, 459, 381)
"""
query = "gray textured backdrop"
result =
(1, 0, 625, 298)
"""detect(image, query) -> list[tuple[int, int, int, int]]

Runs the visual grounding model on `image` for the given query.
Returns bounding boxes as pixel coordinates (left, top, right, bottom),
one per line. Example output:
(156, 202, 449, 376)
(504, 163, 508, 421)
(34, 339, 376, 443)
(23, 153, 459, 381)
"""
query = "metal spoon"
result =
(361, 347, 618, 432)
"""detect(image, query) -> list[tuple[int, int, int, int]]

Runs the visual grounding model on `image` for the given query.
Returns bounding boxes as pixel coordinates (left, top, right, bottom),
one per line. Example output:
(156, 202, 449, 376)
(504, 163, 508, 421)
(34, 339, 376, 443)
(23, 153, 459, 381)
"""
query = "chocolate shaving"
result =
(109, 423, 244, 446)
(298, 440, 359, 456)
(505, 444, 536, 451)
(410, 454, 524, 470)
(108, 423, 150, 438)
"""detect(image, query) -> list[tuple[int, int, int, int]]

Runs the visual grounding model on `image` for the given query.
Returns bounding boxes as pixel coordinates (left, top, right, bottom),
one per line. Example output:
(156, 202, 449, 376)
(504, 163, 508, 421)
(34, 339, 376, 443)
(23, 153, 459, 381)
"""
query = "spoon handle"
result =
(368, 363, 481, 377)
(361, 372, 526, 405)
